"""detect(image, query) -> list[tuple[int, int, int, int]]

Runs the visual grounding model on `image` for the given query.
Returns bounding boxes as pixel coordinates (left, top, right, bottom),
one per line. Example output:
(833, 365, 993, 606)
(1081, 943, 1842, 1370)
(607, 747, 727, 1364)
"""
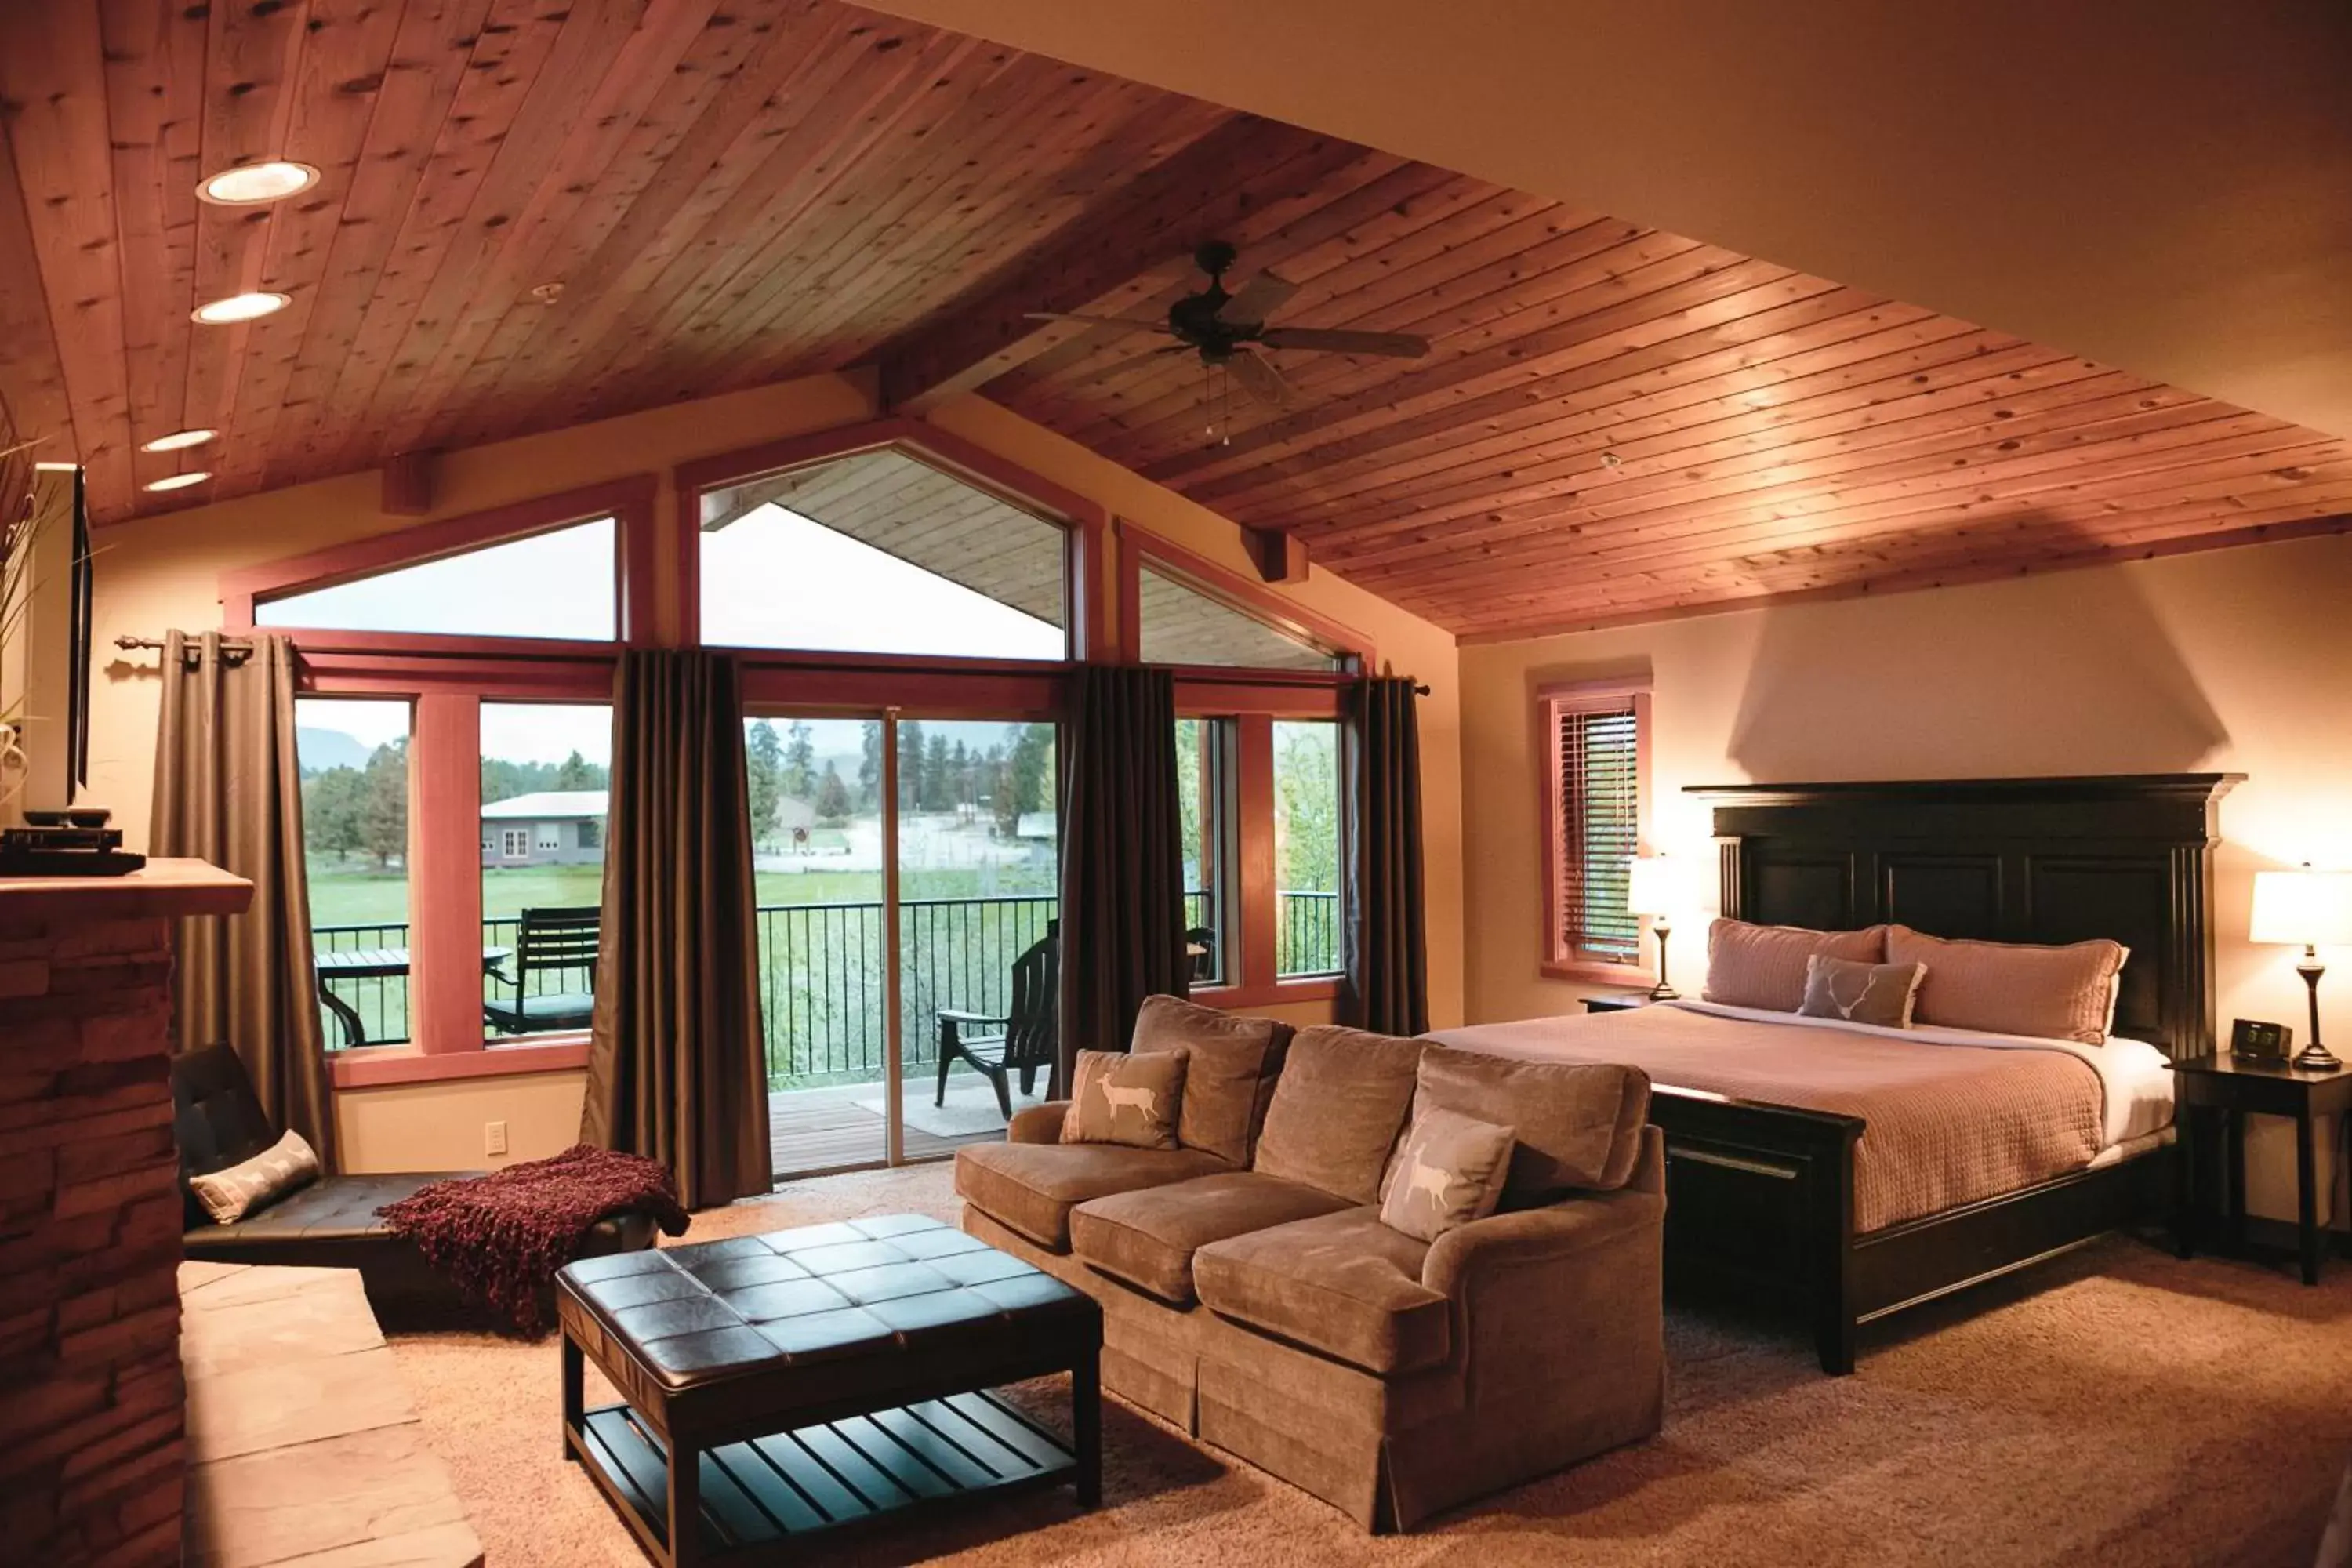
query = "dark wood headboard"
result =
(1688, 775, 2241, 1058)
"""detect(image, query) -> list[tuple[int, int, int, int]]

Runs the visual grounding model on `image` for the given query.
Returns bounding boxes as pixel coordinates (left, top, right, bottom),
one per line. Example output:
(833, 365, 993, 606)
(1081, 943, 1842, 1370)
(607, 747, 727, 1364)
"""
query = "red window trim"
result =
(220, 475, 659, 648)
(330, 1037, 590, 1090)
(673, 416, 1112, 663)
(1116, 520, 1374, 672)
(1538, 677, 1655, 985)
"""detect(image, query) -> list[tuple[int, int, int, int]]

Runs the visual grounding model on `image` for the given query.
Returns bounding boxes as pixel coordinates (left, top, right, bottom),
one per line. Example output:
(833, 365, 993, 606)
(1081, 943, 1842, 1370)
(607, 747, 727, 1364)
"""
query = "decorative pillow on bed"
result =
(189, 1129, 320, 1225)
(1703, 919, 1889, 1012)
(1061, 1048, 1189, 1149)
(1797, 954, 1927, 1028)
(1378, 1105, 1515, 1243)
(1884, 925, 2128, 1046)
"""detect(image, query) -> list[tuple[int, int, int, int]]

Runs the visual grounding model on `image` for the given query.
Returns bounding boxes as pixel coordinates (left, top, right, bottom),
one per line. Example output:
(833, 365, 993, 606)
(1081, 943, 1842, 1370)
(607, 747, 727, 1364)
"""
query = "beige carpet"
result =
(387, 1164, 2352, 1567)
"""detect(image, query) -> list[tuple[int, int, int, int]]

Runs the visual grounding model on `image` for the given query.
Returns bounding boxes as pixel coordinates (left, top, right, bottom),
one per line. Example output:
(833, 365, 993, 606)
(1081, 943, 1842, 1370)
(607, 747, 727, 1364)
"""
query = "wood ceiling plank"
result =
(1177, 292, 1961, 515)
(1384, 426, 2349, 608)
(207, 0, 413, 498)
(0, 2, 136, 519)
(179, 0, 314, 464)
(1316, 345, 2116, 559)
(418, 0, 797, 450)
(314, 0, 631, 479)
(261, 0, 501, 492)
(1134, 247, 1795, 489)
(648, 53, 1148, 399)
(368, 0, 724, 460)
(514, 13, 964, 431)
(0, 118, 75, 466)
(97, 0, 207, 495)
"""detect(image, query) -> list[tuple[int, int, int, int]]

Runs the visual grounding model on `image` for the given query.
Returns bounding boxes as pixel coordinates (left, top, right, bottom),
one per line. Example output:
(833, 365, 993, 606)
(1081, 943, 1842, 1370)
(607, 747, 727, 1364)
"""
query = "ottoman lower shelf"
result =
(574, 1390, 1078, 1559)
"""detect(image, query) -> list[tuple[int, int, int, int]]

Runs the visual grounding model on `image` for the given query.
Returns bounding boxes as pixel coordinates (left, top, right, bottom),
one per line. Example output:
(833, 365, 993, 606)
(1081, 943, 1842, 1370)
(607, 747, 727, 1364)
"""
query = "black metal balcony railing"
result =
(310, 887, 1342, 1074)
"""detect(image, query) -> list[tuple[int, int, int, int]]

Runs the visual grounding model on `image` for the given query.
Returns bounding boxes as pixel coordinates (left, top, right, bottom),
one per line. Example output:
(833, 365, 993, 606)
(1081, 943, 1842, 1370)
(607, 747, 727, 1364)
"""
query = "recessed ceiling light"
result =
(191, 292, 289, 325)
(143, 471, 212, 493)
(198, 161, 319, 206)
(140, 428, 217, 453)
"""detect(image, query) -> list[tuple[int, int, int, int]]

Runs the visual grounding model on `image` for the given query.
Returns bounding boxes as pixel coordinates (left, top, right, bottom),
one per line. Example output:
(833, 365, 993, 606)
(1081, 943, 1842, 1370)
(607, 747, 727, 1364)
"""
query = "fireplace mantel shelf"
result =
(0, 856, 253, 920)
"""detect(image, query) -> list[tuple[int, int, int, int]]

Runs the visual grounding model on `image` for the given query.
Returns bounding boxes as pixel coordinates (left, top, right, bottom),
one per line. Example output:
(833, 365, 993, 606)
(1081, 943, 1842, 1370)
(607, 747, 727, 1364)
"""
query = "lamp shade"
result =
(1626, 855, 1697, 919)
(2249, 869, 2352, 947)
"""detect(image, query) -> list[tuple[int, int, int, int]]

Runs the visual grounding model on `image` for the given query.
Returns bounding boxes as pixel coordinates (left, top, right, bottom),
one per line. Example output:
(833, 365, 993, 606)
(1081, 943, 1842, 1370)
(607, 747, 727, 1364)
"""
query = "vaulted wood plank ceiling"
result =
(2, 0, 2344, 641)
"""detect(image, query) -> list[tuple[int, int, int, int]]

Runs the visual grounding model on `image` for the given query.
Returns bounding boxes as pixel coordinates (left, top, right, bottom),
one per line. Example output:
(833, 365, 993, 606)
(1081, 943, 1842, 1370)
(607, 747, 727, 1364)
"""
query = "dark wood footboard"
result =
(1651, 1086, 2169, 1373)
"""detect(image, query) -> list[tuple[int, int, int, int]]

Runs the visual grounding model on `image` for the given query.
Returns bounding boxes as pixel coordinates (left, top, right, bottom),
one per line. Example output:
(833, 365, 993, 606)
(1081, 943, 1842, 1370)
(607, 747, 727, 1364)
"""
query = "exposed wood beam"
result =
(1243, 527, 1307, 584)
(379, 451, 436, 517)
(869, 114, 1361, 412)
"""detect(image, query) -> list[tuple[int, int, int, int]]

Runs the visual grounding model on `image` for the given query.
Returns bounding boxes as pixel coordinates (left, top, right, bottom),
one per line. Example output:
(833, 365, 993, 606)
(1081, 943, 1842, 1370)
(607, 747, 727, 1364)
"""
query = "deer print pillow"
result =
(1797, 953, 1928, 1029)
(1377, 1104, 1516, 1243)
(1061, 1048, 1189, 1151)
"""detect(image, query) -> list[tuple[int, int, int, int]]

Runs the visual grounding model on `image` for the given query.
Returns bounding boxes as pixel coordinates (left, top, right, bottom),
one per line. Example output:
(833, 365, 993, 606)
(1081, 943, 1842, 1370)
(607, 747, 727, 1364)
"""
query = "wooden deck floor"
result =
(768, 1087, 1009, 1180)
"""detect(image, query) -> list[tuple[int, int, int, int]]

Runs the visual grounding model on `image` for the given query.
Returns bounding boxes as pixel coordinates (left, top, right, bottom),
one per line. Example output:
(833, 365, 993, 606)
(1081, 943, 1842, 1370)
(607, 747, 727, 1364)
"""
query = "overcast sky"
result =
(287, 502, 1061, 764)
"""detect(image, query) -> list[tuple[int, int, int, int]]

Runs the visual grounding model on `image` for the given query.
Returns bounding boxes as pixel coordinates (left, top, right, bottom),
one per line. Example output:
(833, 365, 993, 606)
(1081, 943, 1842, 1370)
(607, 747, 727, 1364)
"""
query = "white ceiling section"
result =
(854, 0, 2352, 441)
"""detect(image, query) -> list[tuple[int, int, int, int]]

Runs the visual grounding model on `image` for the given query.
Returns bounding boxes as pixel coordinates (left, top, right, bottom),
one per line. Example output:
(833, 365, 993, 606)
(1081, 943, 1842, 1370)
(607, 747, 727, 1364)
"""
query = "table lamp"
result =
(2249, 865, 2352, 1073)
(1626, 855, 1695, 1001)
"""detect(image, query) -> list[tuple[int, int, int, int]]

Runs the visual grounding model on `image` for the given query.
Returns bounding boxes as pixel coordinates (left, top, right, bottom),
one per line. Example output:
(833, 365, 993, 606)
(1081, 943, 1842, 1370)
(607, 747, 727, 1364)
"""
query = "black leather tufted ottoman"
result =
(556, 1213, 1101, 1566)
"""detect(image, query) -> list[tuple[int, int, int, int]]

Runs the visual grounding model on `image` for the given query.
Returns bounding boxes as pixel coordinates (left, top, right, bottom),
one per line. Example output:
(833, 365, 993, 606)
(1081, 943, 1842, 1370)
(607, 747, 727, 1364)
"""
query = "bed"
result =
(1435, 773, 2239, 1374)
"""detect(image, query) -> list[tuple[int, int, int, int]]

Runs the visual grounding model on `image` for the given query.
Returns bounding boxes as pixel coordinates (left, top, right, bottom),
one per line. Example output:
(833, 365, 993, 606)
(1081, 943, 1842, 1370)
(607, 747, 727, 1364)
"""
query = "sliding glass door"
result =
(753, 712, 1058, 1183)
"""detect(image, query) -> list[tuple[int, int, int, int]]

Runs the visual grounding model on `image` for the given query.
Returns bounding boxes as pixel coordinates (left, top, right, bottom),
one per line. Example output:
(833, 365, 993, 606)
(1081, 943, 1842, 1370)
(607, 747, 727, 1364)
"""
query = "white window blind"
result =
(1555, 699, 1641, 964)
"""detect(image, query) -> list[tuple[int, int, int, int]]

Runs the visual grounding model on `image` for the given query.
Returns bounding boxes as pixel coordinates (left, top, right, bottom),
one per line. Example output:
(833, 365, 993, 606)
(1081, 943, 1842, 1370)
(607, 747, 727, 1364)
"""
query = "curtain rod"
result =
(114, 634, 254, 665)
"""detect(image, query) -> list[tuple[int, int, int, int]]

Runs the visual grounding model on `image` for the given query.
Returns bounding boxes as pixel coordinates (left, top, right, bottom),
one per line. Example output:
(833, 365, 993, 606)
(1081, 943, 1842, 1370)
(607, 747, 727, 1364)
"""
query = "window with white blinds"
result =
(1545, 688, 1646, 969)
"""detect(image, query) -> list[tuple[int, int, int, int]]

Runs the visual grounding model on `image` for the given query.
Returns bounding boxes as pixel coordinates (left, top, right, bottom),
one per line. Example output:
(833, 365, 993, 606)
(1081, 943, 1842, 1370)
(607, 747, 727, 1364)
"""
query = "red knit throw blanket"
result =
(378, 1145, 690, 1331)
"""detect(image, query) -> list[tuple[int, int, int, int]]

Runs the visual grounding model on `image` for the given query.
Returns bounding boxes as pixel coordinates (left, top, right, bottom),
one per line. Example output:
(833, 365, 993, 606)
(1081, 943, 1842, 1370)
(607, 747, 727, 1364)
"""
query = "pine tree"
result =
(815, 760, 851, 822)
(898, 719, 927, 812)
(555, 749, 596, 789)
(782, 720, 815, 799)
(924, 731, 951, 811)
(361, 739, 409, 871)
(746, 720, 784, 848)
(858, 720, 882, 809)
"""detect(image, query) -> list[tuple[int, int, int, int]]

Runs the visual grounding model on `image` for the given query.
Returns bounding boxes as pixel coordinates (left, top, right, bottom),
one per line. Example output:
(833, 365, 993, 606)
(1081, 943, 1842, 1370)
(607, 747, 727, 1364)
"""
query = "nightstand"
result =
(2170, 1053, 2352, 1284)
(1582, 993, 1653, 1014)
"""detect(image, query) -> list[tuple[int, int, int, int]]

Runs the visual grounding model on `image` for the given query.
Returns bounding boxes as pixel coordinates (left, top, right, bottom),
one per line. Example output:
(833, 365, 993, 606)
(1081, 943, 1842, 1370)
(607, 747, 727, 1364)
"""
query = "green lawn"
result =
(304, 858, 1055, 931)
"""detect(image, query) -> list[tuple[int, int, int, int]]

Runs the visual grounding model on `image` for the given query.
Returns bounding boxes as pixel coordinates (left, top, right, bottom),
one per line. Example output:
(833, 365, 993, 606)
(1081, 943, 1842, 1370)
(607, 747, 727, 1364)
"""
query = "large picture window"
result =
(1542, 682, 1650, 978)
(256, 516, 619, 641)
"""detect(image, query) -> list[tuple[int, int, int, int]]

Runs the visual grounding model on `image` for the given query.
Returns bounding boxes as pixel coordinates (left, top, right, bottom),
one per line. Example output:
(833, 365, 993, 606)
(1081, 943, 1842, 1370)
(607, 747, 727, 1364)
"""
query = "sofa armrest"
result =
(1007, 1101, 1071, 1144)
(1421, 1181, 1664, 1301)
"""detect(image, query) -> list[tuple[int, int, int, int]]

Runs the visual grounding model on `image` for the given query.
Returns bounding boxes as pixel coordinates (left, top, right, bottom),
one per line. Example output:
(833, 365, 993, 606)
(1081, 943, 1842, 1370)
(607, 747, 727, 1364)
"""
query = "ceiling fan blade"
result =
(1022, 311, 1171, 332)
(1095, 343, 1195, 381)
(1217, 270, 1299, 327)
(1226, 349, 1293, 408)
(1258, 325, 1430, 358)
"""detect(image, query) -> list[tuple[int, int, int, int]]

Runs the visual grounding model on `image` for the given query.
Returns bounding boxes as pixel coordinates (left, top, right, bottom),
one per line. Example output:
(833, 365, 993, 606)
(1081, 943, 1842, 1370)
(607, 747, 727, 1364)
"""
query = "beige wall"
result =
(1460, 532, 2352, 1223)
(88, 372, 1461, 1172)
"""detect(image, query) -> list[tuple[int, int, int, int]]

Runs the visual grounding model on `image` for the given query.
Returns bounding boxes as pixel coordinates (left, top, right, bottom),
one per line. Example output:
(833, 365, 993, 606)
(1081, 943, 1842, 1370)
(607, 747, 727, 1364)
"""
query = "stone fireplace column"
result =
(0, 860, 253, 1567)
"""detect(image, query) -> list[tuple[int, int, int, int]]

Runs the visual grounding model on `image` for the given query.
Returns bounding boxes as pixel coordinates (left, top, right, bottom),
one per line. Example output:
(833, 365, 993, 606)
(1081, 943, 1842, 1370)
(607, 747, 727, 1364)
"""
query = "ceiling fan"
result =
(1025, 240, 1428, 408)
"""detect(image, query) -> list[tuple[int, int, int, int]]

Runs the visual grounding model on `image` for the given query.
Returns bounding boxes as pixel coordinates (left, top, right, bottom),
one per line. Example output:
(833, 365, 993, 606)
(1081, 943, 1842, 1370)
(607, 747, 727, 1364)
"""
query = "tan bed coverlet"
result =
(1429, 1005, 2103, 1232)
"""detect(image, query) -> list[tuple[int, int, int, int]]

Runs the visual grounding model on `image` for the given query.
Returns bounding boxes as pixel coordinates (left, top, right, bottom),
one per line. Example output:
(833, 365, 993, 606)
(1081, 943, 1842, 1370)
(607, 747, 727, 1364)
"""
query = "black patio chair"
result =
(1185, 924, 1219, 984)
(935, 920, 1058, 1121)
(481, 906, 601, 1035)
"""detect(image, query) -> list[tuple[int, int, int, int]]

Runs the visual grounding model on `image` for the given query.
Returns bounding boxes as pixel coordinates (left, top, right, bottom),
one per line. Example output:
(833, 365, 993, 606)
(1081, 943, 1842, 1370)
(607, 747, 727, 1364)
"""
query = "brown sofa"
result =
(953, 999, 1665, 1531)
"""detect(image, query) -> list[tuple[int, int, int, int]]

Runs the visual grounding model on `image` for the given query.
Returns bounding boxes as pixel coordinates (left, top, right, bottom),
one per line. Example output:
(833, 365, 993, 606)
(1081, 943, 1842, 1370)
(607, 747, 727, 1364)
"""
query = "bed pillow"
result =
(188, 1128, 320, 1225)
(1797, 953, 1927, 1028)
(1130, 995, 1293, 1166)
(1703, 919, 1889, 1012)
(1378, 1105, 1515, 1243)
(1885, 925, 2129, 1046)
(1061, 1048, 1189, 1149)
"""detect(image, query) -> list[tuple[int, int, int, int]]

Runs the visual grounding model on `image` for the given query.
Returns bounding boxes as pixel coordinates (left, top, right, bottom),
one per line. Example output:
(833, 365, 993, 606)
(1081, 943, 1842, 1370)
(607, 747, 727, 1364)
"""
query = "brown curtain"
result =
(579, 648, 771, 1208)
(1055, 664, 1187, 1094)
(151, 630, 336, 1167)
(1345, 676, 1428, 1036)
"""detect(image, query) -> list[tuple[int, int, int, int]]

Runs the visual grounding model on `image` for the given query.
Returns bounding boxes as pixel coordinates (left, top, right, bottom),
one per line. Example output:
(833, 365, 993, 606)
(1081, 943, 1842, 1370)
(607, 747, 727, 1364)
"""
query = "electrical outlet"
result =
(485, 1120, 508, 1156)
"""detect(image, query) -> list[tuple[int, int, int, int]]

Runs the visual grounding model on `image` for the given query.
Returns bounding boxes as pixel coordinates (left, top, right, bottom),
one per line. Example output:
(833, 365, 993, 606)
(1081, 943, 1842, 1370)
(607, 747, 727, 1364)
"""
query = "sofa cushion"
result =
(1194, 1207, 1450, 1375)
(1251, 1025, 1424, 1204)
(953, 1140, 1229, 1251)
(1408, 1046, 1651, 1202)
(1131, 996, 1293, 1166)
(1069, 1171, 1353, 1305)
(1062, 1047, 1188, 1149)
(1378, 1105, 1515, 1243)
